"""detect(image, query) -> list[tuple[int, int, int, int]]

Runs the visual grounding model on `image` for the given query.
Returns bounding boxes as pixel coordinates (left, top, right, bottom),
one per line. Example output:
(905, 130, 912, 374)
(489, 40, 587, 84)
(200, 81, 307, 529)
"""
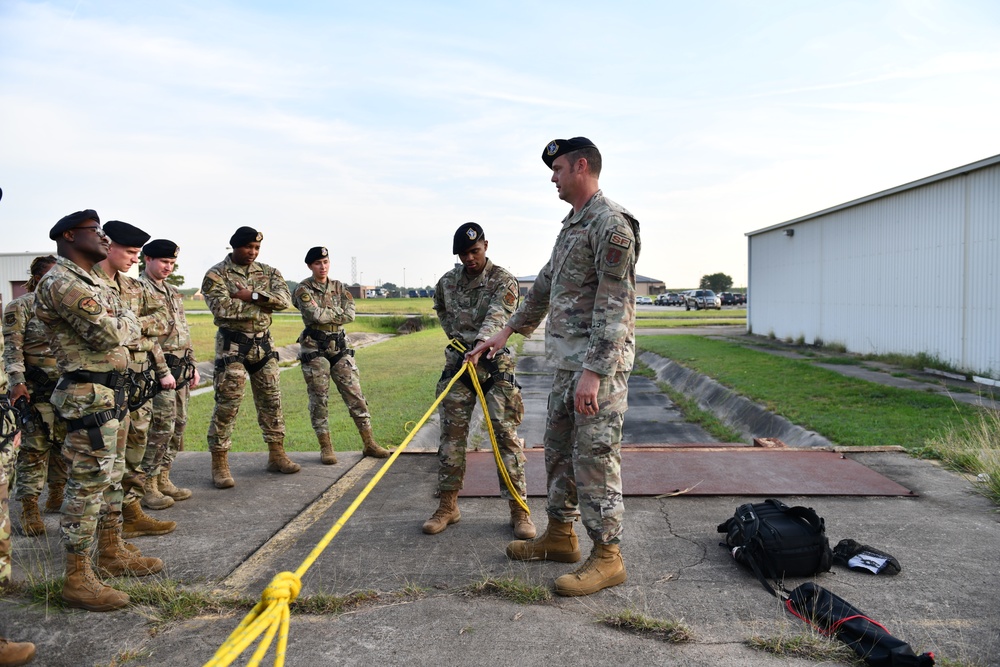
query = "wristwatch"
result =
(251, 292, 260, 301)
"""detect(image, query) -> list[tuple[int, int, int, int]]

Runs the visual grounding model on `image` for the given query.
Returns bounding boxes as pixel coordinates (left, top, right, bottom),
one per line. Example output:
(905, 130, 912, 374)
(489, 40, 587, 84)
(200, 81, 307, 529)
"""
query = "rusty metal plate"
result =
(457, 449, 916, 497)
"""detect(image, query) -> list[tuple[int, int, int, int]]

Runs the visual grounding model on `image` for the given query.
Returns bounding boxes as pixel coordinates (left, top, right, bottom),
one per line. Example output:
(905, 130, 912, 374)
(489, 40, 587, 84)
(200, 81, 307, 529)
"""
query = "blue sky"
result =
(2, 0, 999, 290)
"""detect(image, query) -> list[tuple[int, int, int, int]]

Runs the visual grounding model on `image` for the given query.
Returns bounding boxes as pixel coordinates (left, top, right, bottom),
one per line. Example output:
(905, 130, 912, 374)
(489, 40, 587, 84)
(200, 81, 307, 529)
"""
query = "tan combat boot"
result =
(0, 636, 36, 666)
(159, 467, 192, 500)
(211, 450, 235, 488)
(18, 497, 45, 537)
(122, 500, 177, 539)
(96, 526, 163, 577)
(506, 517, 581, 562)
(553, 542, 627, 597)
(141, 474, 174, 510)
(62, 552, 130, 612)
(509, 500, 536, 539)
(359, 424, 391, 458)
(266, 441, 301, 474)
(44, 480, 65, 513)
(422, 490, 461, 535)
(318, 432, 337, 465)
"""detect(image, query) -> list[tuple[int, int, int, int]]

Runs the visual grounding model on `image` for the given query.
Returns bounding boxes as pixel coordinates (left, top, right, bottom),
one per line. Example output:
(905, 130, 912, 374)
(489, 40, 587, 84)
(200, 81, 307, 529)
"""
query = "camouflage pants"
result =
(436, 356, 526, 500)
(0, 438, 18, 584)
(207, 331, 285, 451)
(51, 380, 129, 554)
(300, 350, 371, 435)
(122, 400, 153, 505)
(14, 399, 68, 501)
(144, 383, 189, 474)
(543, 369, 629, 545)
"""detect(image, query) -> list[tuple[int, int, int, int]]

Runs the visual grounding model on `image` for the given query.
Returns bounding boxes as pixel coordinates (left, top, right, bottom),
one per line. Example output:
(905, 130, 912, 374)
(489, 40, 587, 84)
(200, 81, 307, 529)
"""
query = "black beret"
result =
(104, 220, 151, 248)
(453, 222, 485, 255)
(541, 137, 598, 168)
(143, 239, 179, 259)
(304, 246, 329, 264)
(49, 209, 100, 240)
(230, 226, 263, 248)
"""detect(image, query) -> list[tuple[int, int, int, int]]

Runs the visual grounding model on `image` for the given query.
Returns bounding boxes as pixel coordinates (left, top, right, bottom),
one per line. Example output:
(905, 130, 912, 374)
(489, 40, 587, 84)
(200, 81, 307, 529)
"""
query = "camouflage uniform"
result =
(3, 292, 69, 503)
(140, 273, 196, 476)
(94, 265, 170, 505)
(0, 330, 21, 583)
(202, 254, 291, 451)
(507, 190, 640, 544)
(433, 259, 526, 499)
(34, 257, 141, 554)
(292, 277, 373, 436)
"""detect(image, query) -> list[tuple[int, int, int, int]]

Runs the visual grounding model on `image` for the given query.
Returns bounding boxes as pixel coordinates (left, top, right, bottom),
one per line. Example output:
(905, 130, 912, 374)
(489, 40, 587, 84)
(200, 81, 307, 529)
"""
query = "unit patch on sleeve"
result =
(609, 232, 632, 249)
(503, 286, 517, 307)
(605, 248, 623, 267)
(76, 297, 103, 316)
(4, 312, 16, 327)
(300, 292, 313, 303)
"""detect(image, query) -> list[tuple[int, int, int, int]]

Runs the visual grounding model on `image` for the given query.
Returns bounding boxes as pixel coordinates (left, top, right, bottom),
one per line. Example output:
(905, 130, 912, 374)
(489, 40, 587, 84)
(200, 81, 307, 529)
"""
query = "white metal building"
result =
(746, 153, 1000, 378)
(0, 251, 53, 307)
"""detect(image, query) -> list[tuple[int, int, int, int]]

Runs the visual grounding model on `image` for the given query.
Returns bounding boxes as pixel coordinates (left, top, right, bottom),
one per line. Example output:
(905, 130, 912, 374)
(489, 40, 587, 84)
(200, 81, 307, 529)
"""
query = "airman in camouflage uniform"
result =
(292, 247, 391, 465)
(35, 210, 164, 613)
(203, 226, 298, 488)
(95, 222, 178, 542)
(140, 239, 197, 506)
(423, 223, 534, 539)
(3, 256, 69, 537)
(0, 328, 39, 664)
(470, 138, 640, 597)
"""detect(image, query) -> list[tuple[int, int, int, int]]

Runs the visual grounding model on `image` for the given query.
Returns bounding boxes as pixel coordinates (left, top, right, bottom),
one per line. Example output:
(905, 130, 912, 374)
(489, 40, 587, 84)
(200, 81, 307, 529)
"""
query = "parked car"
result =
(719, 292, 736, 306)
(407, 290, 418, 298)
(636, 295, 653, 305)
(418, 289, 429, 298)
(655, 292, 682, 306)
(735, 292, 747, 305)
(685, 289, 721, 310)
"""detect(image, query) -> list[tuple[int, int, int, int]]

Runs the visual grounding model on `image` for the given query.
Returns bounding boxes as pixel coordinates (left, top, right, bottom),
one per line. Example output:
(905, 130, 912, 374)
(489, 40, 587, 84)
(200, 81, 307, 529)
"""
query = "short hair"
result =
(565, 146, 602, 177)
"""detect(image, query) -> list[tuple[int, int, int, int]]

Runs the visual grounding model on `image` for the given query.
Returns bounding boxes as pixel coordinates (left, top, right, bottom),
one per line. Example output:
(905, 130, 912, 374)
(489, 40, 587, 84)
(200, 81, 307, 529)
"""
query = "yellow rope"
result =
(204, 345, 526, 666)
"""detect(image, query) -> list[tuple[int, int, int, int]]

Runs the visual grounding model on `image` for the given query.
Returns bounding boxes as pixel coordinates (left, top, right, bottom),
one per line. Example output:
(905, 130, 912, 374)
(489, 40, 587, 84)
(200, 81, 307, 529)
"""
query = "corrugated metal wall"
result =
(0, 254, 38, 307)
(748, 164, 1000, 377)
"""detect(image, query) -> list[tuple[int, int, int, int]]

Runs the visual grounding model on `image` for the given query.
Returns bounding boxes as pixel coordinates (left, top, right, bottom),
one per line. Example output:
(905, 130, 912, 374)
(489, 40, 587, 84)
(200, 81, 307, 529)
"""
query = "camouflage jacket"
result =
(3, 292, 58, 387)
(293, 277, 354, 349)
(507, 191, 640, 376)
(202, 255, 291, 333)
(94, 264, 170, 377)
(0, 331, 17, 444)
(140, 274, 194, 356)
(33, 257, 141, 375)
(434, 259, 519, 350)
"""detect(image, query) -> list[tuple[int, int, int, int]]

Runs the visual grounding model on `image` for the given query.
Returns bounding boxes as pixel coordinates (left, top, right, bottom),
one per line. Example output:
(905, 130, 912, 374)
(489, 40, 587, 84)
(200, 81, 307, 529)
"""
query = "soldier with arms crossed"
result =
(202, 226, 298, 488)
(470, 138, 640, 596)
(35, 210, 164, 612)
(292, 247, 390, 464)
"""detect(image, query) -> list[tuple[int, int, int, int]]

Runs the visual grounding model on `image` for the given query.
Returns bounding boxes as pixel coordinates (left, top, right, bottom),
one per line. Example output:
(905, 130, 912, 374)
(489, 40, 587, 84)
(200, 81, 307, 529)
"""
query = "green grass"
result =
(635, 318, 746, 328)
(187, 312, 438, 364)
(184, 297, 437, 316)
(601, 610, 695, 643)
(466, 576, 552, 603)
(636, 308, 746, 319)
(920, 406, 1000, 505)
(187, 328, 449, 452)
(746, 632, 862, 664)
(638, 335, 985, 450)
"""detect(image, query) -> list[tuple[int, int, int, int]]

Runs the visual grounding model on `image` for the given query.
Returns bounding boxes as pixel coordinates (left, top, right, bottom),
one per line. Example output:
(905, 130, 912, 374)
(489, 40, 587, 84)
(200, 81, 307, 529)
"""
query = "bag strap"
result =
(736, 502, 787, 599)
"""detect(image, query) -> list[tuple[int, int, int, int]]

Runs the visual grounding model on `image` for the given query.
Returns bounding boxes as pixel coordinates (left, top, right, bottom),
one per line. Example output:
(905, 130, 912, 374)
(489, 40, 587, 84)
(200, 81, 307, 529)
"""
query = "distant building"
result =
(0, 252, 50, 306)
(747, 153, 1000, 377)
(517, 274, 665, 297)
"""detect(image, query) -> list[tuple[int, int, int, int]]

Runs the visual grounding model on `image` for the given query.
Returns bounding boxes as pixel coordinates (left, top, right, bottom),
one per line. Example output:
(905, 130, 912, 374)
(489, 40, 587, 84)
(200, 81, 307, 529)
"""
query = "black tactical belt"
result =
(165, 352, 196, 386)
(216, 328, 277, 375)
(440, 345, 517, 394)
(25, 364, 58, 397)
(57, 370, 132, 450)
(299, 328, 352, 366)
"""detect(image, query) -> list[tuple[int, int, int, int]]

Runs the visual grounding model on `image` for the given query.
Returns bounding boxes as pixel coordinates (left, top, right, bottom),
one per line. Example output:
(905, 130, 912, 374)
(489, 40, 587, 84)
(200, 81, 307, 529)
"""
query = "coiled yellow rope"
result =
(204, 348, 526, 666)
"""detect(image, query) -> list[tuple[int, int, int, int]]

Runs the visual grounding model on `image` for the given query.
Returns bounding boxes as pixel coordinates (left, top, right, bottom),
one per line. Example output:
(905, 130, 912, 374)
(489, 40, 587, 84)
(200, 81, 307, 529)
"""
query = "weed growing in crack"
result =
(601, 609, 694, 643)
(746, 631, 862, 664)
(291, 590, 380, 615)
(465, 576, 551, 603)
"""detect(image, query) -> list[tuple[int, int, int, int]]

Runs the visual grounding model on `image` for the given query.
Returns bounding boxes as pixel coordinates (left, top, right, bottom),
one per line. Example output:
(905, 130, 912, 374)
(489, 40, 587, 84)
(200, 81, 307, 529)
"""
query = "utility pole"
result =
(351, 257, 357, 284)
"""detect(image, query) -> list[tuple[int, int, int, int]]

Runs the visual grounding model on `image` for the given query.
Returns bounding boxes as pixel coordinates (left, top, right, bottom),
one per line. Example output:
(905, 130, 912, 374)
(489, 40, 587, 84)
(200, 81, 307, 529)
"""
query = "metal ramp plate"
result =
(457, 448, 916, 497)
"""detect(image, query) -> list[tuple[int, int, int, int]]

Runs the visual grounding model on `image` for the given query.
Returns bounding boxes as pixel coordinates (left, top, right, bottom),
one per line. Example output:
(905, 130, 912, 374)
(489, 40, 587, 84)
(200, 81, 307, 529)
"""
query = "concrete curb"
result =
(639, 350, 834, 448)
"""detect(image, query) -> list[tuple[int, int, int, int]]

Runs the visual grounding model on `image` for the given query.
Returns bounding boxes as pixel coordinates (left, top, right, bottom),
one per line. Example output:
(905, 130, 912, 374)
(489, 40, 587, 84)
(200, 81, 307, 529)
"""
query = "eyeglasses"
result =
(74, 225, 108, 238)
